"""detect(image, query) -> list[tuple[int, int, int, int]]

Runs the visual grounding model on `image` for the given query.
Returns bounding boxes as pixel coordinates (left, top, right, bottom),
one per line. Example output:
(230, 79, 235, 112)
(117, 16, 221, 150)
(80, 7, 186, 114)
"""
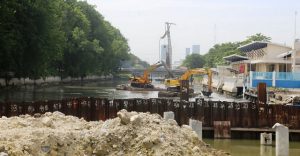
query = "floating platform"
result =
(116, 84, 166, 91)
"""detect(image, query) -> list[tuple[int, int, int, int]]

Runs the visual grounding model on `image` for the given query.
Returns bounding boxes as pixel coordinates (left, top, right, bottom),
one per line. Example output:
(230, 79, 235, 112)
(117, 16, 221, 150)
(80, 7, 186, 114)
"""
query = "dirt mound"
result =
(0, 110, 228, 156)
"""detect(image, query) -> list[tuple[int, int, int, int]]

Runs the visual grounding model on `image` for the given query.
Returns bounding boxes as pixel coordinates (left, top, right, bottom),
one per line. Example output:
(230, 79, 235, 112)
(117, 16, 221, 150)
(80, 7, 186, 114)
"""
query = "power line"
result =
(214, 24, 217, 45)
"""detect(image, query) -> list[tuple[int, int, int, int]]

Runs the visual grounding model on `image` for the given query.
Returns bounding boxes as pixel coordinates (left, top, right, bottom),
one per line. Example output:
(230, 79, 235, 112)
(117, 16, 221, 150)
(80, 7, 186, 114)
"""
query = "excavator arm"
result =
(179, 68, 208, 80)
(141, 61, 163, 83)
(130, 61, 174, 88)
(164, 68, 212, 96)
(161, 61, 174, 78)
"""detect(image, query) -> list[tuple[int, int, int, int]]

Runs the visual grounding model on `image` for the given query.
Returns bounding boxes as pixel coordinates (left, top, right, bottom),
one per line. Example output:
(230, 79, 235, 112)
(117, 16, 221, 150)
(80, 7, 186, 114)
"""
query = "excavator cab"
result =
(162, 68, 213, 97)
(129, 61, 174, 89)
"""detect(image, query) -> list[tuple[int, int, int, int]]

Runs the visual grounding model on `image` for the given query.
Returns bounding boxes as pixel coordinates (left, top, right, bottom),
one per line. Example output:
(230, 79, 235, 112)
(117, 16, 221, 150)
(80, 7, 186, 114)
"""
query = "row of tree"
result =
(0, 0, 130, 85)
(182, 33, 271, 69)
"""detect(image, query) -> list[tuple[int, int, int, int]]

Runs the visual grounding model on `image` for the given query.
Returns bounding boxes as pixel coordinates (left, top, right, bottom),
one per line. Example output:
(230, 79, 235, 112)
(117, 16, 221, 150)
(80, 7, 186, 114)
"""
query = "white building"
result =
(160, 44, 168, 62)
(192, 45, 200, 54)
(292, 39, 300, 71)
(185, 48, 190, 57)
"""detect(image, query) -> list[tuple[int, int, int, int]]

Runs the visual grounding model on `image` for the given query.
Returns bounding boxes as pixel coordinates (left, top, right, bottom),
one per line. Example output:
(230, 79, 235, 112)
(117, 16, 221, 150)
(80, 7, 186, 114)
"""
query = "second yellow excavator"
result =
(164, 68, 212, 96)
(130, 61, 174, 88)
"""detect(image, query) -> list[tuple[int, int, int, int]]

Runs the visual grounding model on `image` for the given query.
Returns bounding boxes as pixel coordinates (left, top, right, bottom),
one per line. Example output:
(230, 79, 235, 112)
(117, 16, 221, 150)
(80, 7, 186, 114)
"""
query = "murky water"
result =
(0, 80, 239, 102)
(1, 80, 300, 154)
(204, 139, 300, 156)
(0, 80, 159, 102)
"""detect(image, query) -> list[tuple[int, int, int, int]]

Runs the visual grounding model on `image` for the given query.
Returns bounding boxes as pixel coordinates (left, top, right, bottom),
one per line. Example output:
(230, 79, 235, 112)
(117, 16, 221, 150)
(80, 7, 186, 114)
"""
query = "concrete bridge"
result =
(120, 68, 185, 77)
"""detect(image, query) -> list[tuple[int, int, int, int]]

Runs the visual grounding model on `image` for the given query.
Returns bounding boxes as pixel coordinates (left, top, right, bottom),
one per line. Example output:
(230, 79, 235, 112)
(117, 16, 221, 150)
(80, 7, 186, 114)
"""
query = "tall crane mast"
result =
(161, 22, 175, 69)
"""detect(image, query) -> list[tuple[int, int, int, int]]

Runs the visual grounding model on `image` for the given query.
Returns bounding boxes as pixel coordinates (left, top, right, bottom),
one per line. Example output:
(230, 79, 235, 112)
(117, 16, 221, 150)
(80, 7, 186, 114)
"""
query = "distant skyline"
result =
(87, 0, 300, 64)
(192, 45, 200, 54)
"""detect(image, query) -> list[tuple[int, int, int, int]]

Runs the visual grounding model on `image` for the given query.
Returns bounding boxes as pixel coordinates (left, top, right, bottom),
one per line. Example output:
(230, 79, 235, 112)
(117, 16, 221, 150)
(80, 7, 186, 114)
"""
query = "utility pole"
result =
(295, 11, 298, 41)
(161, 22, 175, 69)
(214, 24, 217, 45)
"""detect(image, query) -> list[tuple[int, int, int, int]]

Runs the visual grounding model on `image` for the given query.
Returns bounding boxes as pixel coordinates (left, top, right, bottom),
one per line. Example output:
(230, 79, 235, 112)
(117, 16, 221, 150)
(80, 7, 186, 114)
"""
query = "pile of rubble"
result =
(0, 110, 228, 156)
(269, 93, 300, 105)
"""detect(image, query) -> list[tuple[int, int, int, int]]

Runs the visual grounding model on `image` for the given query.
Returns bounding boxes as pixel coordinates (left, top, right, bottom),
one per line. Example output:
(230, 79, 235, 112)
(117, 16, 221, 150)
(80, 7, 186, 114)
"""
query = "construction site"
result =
(1, 22, 300, 156)
(1, 1, 300, 155)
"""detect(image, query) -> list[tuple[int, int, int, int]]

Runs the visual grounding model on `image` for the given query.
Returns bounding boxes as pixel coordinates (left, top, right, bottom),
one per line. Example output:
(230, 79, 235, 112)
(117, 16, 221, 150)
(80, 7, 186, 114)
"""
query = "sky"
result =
(87, 0, 300, 64)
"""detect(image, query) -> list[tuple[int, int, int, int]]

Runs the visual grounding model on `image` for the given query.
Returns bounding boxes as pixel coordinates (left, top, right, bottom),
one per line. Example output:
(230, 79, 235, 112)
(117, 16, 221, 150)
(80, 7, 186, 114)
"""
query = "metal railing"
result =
(276, 72, 300, 80)
(252, 72, 273, 80)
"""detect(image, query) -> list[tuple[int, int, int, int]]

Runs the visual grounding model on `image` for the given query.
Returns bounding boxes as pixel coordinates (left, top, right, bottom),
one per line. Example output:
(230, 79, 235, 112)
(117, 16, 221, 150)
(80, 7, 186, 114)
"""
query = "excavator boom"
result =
(130, 61, 174, 88)
(164, 68, 212, 96)
(179, 68, 208, 80)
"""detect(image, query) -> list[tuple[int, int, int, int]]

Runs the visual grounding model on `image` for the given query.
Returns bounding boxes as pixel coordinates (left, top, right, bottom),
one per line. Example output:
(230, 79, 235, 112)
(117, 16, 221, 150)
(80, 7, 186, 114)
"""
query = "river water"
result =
(1, 80, 300, 155)
(204, 139, 300, 156)
(0, 80, 238, 102)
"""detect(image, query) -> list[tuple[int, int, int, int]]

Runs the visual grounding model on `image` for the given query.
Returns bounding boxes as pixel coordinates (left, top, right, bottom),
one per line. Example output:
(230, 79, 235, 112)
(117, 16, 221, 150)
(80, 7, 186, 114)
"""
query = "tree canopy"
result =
(0, 0, 130, 84)
(182, 54, 205, 69)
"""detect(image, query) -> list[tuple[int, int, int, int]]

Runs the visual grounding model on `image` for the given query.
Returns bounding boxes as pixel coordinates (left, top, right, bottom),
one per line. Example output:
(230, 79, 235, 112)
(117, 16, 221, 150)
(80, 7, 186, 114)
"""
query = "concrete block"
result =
(189, 119, 202, 140)
(272, 123, 289, 156)
(163, 111, 174, 120)
(260, 132, 272, 145)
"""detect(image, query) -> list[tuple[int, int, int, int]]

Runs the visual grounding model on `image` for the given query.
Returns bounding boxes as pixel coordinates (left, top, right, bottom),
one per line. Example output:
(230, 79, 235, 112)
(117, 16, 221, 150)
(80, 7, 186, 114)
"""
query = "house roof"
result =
(238, 41, 292, 52)
(223, 54, 249, 62)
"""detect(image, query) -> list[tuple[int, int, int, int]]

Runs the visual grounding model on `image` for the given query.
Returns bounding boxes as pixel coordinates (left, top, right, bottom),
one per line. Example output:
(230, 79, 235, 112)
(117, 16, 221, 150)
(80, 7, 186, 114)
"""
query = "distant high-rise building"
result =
(185, 48, 190, 57)
(192, 45, 200, 54)
(160, 44, 168, 62)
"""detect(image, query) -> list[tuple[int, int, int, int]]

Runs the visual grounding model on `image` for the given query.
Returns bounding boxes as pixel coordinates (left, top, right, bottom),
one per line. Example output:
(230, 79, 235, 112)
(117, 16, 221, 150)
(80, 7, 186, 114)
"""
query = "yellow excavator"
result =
(164, 68, 212, 96)
(130, 61, 174, 88)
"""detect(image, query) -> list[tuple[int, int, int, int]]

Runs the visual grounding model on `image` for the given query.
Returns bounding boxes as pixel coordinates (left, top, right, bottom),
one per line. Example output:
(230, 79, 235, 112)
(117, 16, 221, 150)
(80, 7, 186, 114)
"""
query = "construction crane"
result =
(130, 61, 174, 88)
(164, 68, 212, 96)
(160, 22, 175, 69)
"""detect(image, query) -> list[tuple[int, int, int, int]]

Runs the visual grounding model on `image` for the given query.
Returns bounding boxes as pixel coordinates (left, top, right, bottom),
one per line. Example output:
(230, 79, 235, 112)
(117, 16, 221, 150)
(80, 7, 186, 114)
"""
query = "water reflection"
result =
(0, 80, 160, 102)
(203, 139, 300, 156)
(260, 145, 273, 156)
(0, 80, 250, 102)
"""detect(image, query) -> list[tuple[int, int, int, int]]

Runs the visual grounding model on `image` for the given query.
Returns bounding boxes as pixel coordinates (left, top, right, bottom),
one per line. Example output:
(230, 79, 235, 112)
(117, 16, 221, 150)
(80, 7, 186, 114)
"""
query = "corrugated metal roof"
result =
(223, 54, 249, 62)
(238, 42, 268, 52)
(238, 41, 292, 52)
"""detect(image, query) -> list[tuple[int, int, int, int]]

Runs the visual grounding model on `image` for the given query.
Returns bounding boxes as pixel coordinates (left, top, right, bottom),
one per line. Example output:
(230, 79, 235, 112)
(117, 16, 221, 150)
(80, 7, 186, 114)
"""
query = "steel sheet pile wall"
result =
(0, 97, 300, 129)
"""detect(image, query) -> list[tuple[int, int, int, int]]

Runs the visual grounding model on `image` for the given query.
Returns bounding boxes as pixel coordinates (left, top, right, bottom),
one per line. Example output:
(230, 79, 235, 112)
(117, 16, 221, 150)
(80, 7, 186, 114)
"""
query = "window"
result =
(268, 64, 275, 72)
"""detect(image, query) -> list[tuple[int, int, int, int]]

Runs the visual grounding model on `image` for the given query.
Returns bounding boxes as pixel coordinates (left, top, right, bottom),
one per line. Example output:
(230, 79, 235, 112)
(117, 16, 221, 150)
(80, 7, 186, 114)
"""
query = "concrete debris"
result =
(0, 152, 8, 156)
(0, 110, 228, 156)
(292, 96, 300, 105)
(269, 93, 300, 105)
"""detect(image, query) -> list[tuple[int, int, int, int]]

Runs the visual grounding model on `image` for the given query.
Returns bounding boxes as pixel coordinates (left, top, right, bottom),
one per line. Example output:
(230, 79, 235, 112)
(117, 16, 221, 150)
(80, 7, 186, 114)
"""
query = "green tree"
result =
(0, 0, 65, 84)
(203, 42, 241, 67)
(0, 0, 130, 85)
(242, 33, 271, 44)
(73, 1, 129, 77)
(183, 54, 205, 69)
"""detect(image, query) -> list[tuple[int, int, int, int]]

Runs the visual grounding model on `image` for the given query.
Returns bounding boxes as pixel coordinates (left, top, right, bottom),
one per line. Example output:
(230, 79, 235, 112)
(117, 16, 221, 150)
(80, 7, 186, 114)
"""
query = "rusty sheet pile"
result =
(0, 97, 299, 129)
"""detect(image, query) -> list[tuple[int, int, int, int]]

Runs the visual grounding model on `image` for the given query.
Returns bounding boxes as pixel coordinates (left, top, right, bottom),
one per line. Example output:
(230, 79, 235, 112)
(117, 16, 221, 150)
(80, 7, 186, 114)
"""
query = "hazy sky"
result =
(87, 0, 299, 64)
